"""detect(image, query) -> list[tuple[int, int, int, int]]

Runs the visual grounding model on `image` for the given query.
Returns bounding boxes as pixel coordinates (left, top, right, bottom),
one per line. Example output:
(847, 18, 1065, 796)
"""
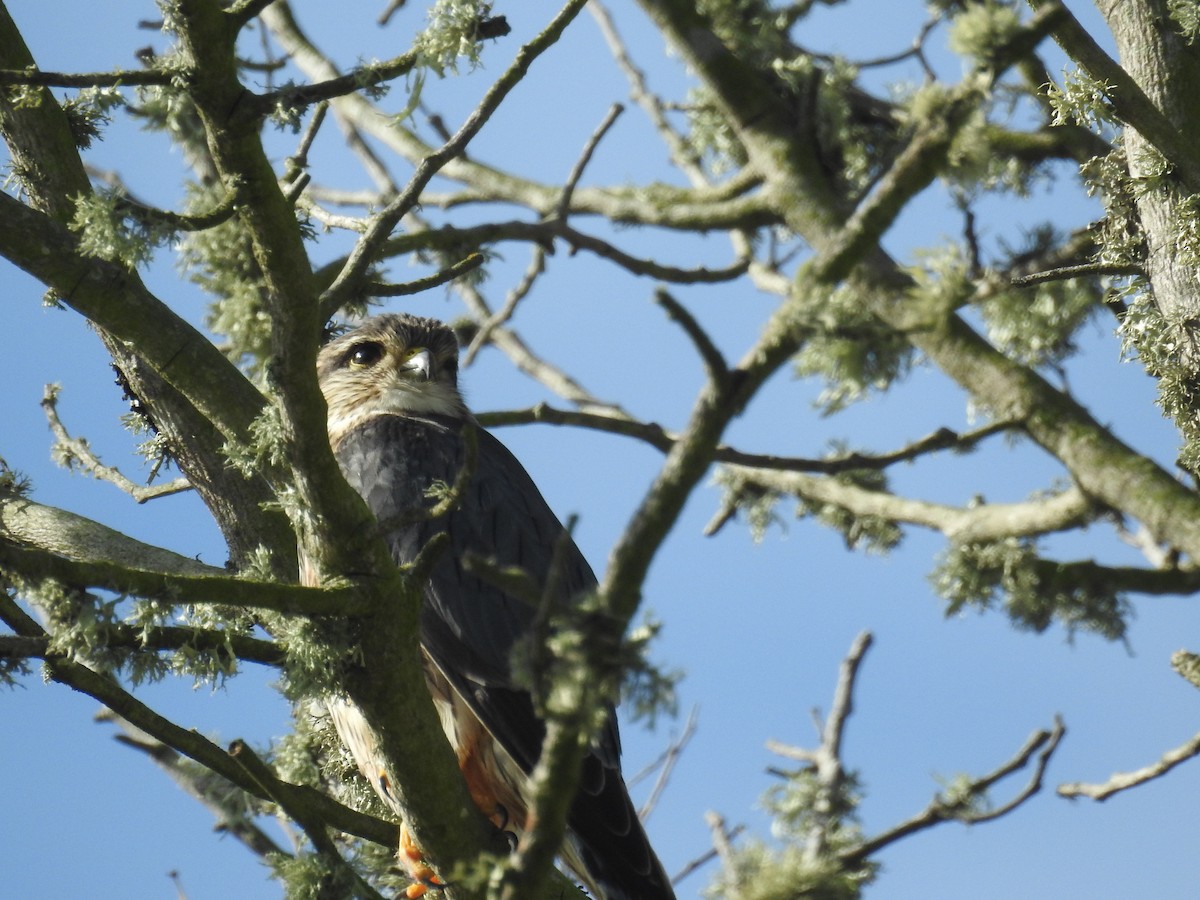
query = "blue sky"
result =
(4, 2, 1199, 898)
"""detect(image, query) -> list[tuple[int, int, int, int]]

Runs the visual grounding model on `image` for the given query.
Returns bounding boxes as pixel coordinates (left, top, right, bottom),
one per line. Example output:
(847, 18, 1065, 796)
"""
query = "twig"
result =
(284, 100, 329, 182)
(842, 716, 1066, 866)
(363, 252, 484, 297)
(554, 219, 751, 283)
(258, 50, 419, 114)
(116, 190, 241, 234)
(42, 384, 192, 503)
(385, 217, 750, 284)
(99, 711, 290, 861)
(589, 0, 707, 185)
(704, 811, 740, 876)
(554, 102, 624, 220)
(766, 631, 873, 863)
(669, 823, 745, 887)
(324, 103, 400, 195)
(1058, 729, 1200, 801)
(839, 15, 941, 76)
(318, 0, 592, 317)
(377, 0, 406, 27)
(463, 245, 546, 366)
(1011, 261, 1142, 286)
(636, 705, 699, 821)
(477, 404, 1017, 476)
(453, 279, 630, 417)
(654, 288, 728, 383)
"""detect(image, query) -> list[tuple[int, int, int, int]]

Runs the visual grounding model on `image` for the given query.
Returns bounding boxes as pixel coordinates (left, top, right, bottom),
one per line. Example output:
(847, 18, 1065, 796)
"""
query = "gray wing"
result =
(335, 414, 674, 899)
(334, 413, 615, 767)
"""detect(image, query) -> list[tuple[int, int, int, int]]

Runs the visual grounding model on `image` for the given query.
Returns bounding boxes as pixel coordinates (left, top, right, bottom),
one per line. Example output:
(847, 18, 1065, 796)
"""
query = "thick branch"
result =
(0, 539, 365, 617)
(1030, 0, 1200, 194)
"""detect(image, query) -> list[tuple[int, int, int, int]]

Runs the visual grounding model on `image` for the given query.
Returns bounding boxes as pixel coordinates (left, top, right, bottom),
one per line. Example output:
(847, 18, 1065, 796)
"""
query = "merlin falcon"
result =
(317, 314, 675, 900)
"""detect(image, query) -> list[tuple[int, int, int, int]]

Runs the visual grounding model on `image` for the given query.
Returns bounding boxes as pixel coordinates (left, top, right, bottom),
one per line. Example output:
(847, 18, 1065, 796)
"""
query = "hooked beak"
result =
(401, 348, 433, 380)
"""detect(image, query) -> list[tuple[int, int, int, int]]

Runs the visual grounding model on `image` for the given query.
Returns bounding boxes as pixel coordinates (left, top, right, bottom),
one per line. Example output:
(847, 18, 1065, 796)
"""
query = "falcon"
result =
(316, 313, 675, 900)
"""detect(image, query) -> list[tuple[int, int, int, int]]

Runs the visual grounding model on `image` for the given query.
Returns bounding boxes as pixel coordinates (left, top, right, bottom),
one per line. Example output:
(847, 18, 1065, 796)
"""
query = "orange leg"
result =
(399, 823, 442, 899)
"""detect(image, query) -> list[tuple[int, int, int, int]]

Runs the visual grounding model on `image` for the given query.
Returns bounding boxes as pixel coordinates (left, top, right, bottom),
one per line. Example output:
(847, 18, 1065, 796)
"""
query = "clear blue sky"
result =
(3, 2, 1198, 898)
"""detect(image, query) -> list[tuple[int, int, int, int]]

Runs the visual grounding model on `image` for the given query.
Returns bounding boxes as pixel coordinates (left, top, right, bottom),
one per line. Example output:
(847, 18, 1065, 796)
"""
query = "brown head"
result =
(317, 314, 467, 446)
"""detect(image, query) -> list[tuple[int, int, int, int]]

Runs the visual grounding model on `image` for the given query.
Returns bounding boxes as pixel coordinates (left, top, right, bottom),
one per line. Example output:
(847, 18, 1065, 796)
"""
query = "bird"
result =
(316, 313, 675, 900)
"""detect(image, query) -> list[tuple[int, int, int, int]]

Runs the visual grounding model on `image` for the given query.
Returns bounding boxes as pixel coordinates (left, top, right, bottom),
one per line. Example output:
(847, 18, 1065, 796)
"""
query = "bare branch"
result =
(555, 102, 624, 221)
(99, 711, 291, 861)
(589, 0, 707, 185)
(479, 404, 1017, 477)
(317, 0, 592, 316)
(729, 468, 1095, 544)
(363, 252, 485, 298)
(1012, 261, 1142, 286)
(704, 811, 741, 878)
(635, 706, 699, 821)
(283, 100, 329, 181)
(42, 384, 192, 503)
(669, 822, 745, 887)
(767, 631, 873, 864)
(843, 716, 1066, 865)
(258, 50, 419, 113)
(1058, 729, 1200, 801)
(0, 66, 174, 87)
(453, 279, 630, 416)
(655, 288, 729, 383)
(462, 245, 547, 366)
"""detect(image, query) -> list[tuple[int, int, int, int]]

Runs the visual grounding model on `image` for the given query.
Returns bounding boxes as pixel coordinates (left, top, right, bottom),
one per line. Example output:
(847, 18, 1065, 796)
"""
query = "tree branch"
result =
(363, 252, 485, 298)
(1058, 729, 1200, 801)
(1029, 0, 1200, 194)
(0, 592, 397, 848)
(727, 467, 1095, 544)
(842, 716, 1066, 866)
(0, 624, 283, 667)
(41, 384, 192, 503)
(0, 539, 367, 617)
(99, 710, 292, 861)
(317, 0, 592, 316)
(766, 631, 873, 865)
(0, 66, 174, 87)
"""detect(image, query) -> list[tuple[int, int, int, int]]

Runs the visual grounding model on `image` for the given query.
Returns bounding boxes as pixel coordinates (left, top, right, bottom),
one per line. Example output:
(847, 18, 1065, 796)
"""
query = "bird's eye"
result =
(346, 341, 385, 369)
